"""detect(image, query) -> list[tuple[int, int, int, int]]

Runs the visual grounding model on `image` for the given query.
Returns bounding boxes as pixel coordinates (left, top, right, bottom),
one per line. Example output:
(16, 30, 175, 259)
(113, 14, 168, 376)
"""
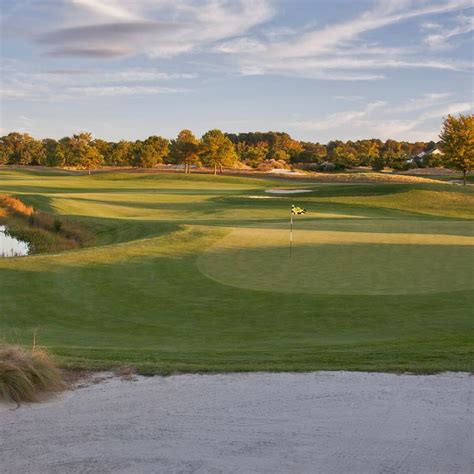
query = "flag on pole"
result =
(289, 204, 307, 257)
(291, 204, 307, 215)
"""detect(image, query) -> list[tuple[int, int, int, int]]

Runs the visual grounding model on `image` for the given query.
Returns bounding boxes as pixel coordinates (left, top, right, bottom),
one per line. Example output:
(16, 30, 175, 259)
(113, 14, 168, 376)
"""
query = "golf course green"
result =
(1, 168, 473, 373)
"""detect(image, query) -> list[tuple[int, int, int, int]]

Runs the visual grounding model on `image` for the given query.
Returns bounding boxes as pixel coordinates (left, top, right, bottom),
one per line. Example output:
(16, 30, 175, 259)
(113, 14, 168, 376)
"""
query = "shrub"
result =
(0, 344, 65, 404)
(319, 161, 336, 172)
(53, 218, 62, 233)
(0, 195, 33, 216)
(296, 163, 321, 172)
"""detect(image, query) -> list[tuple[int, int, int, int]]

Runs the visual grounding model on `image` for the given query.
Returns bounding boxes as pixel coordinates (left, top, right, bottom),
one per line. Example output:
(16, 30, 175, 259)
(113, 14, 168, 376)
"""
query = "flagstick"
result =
(289, 210, 293, 257)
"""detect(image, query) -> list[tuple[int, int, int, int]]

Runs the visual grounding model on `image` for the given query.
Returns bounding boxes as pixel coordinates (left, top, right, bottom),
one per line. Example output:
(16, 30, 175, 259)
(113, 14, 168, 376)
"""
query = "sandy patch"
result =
(0, 372, 471, 473)
(265, 189, 313, 194)
(247, 195, 278, 199)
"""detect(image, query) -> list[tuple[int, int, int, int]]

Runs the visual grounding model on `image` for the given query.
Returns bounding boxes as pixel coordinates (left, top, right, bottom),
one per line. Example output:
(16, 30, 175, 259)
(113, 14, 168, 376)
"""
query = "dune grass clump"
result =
(0, 344, 65, 404)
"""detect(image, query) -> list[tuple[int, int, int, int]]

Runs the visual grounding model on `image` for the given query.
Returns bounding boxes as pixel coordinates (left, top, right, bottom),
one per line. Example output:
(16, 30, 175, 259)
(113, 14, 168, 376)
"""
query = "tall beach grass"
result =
(0, 344, 65, 404)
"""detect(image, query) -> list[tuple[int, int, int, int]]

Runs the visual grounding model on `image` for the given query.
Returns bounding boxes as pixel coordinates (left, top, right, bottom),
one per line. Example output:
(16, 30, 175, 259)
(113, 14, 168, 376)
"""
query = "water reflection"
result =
(0, 225, 29, 257)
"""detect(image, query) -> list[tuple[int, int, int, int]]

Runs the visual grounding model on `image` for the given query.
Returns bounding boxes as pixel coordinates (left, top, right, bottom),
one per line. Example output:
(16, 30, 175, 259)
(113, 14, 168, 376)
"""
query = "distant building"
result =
(406, 147, 443, 165)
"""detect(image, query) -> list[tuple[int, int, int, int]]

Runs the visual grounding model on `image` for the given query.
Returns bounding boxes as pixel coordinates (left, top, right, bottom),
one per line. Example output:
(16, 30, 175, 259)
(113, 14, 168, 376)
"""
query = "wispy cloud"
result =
(70, 0, 142, 21)
(30, 0, 274, 59)
(424, 15, 474, 47)
(227, 0, 473, 80)
(292, 101, 386, 132)
(0, 64, 195, 100)
(290, 93, 473, 140)
(67, 85, 185, 97)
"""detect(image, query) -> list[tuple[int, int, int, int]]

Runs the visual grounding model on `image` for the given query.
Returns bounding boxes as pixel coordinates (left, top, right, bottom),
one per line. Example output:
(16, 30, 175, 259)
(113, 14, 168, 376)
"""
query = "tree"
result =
(200, 129, 237, 174)
(168, 129, 200, 173)
(60, 132, 94, 167)
(78, 146, 103, 174)
(240, 142, 268, 168)
(382, 139, 405, 169)
(134, 143, 161, 168)
(41, 138, 65, 167)
(61, 132, 103, 172)
(439, 114, 473, 185)
(1, 132, 45, 165)
(295, 142, 327, 164)
(110, 140, 134, 166)
(0, 136, 12, 164)
(93, 139, 113, 165)
(133, 135, 169, 168)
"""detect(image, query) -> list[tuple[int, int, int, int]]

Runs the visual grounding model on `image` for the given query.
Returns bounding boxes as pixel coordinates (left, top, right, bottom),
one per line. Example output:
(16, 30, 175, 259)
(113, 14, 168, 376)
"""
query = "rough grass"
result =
(0, 344, 65, 404)
(0, 169, 472, 373)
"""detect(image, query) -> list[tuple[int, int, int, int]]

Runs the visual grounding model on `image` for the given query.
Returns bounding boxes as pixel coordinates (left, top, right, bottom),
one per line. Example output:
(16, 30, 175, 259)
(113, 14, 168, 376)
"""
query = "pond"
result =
(0, 225, 30, 257)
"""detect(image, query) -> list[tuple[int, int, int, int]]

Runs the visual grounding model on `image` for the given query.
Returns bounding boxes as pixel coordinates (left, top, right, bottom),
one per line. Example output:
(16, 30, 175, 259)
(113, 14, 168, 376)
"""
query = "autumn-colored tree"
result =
(439, 114, 473, 185)
(0, 136, 12, 164)
(200, 129, 237, 174)
(1, 132, 45, 165)
(168, 129, 200, 173)
(78, 147, 103, 174)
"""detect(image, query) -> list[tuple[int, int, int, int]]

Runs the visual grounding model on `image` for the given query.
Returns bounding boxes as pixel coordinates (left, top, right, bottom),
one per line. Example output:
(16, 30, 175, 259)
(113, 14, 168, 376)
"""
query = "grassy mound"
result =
(0, 344, 65, 404)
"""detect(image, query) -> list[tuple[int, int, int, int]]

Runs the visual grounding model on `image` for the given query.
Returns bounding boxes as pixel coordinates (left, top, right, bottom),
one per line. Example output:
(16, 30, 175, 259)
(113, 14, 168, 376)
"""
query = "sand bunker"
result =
(265, 189, 313, 194)
(0, 372, 470, 473)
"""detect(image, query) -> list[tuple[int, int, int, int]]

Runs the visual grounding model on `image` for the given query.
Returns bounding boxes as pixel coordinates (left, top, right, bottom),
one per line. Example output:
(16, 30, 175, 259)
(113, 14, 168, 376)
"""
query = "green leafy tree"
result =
(133, 135, 169, 167)
(200, 129, 237, 174)
(93, 139, 113, 165)
(168, 129, 200, 173)
(110, 140, 134, 166)
(240, 142, 268, 168)
(41, 138, 65, 167)
(439, 114, 474, 185)
(372, 155, 385, 171)
(134, 143, 161, 168)
(295, 142, 327, 164)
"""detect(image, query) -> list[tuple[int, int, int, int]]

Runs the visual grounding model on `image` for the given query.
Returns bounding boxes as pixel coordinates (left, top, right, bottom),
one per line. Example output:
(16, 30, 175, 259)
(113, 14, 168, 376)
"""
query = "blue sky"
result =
(1, 0, 472, 143)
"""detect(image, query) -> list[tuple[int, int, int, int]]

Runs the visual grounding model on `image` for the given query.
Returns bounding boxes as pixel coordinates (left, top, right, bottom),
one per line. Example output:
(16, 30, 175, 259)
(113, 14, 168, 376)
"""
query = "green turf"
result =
(0, 168, 473, 373)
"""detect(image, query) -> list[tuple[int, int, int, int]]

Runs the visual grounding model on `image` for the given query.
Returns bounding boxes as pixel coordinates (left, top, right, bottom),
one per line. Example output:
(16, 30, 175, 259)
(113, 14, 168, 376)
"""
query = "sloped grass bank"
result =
(0, 195, 93, 254)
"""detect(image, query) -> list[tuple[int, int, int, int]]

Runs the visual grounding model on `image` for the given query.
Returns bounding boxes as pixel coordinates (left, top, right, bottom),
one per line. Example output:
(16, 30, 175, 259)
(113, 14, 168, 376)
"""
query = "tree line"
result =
(1, 114, 472, 180)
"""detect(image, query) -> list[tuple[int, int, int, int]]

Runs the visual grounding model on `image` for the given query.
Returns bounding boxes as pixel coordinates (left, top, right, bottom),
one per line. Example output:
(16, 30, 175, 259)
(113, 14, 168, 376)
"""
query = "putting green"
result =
(198, 228, 474, 295)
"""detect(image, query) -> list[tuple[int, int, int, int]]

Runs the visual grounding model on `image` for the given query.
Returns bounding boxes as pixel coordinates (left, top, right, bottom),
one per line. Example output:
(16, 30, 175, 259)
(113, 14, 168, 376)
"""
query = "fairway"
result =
(0, 168, 473, 373)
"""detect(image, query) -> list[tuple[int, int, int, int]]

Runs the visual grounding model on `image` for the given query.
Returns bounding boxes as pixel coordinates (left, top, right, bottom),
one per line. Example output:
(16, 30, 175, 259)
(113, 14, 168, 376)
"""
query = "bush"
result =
(0, 195, 33, 216)
(257, 159, 290, 171)
(319, 161, 336, 172)
(294, 163, 321, 172)
(53, 219, 62, 233)
(0, 344, 65, 404)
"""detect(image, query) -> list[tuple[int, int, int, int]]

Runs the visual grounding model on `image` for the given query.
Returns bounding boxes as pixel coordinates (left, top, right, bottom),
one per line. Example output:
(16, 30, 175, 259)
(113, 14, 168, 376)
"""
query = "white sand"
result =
(265, 189, 313, 194)
(1, 372, 472, 473)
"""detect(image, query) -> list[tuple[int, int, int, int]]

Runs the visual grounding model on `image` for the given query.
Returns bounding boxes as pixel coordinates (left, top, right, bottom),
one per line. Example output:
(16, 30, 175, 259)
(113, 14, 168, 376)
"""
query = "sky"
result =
(0, 0, 472, 143)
